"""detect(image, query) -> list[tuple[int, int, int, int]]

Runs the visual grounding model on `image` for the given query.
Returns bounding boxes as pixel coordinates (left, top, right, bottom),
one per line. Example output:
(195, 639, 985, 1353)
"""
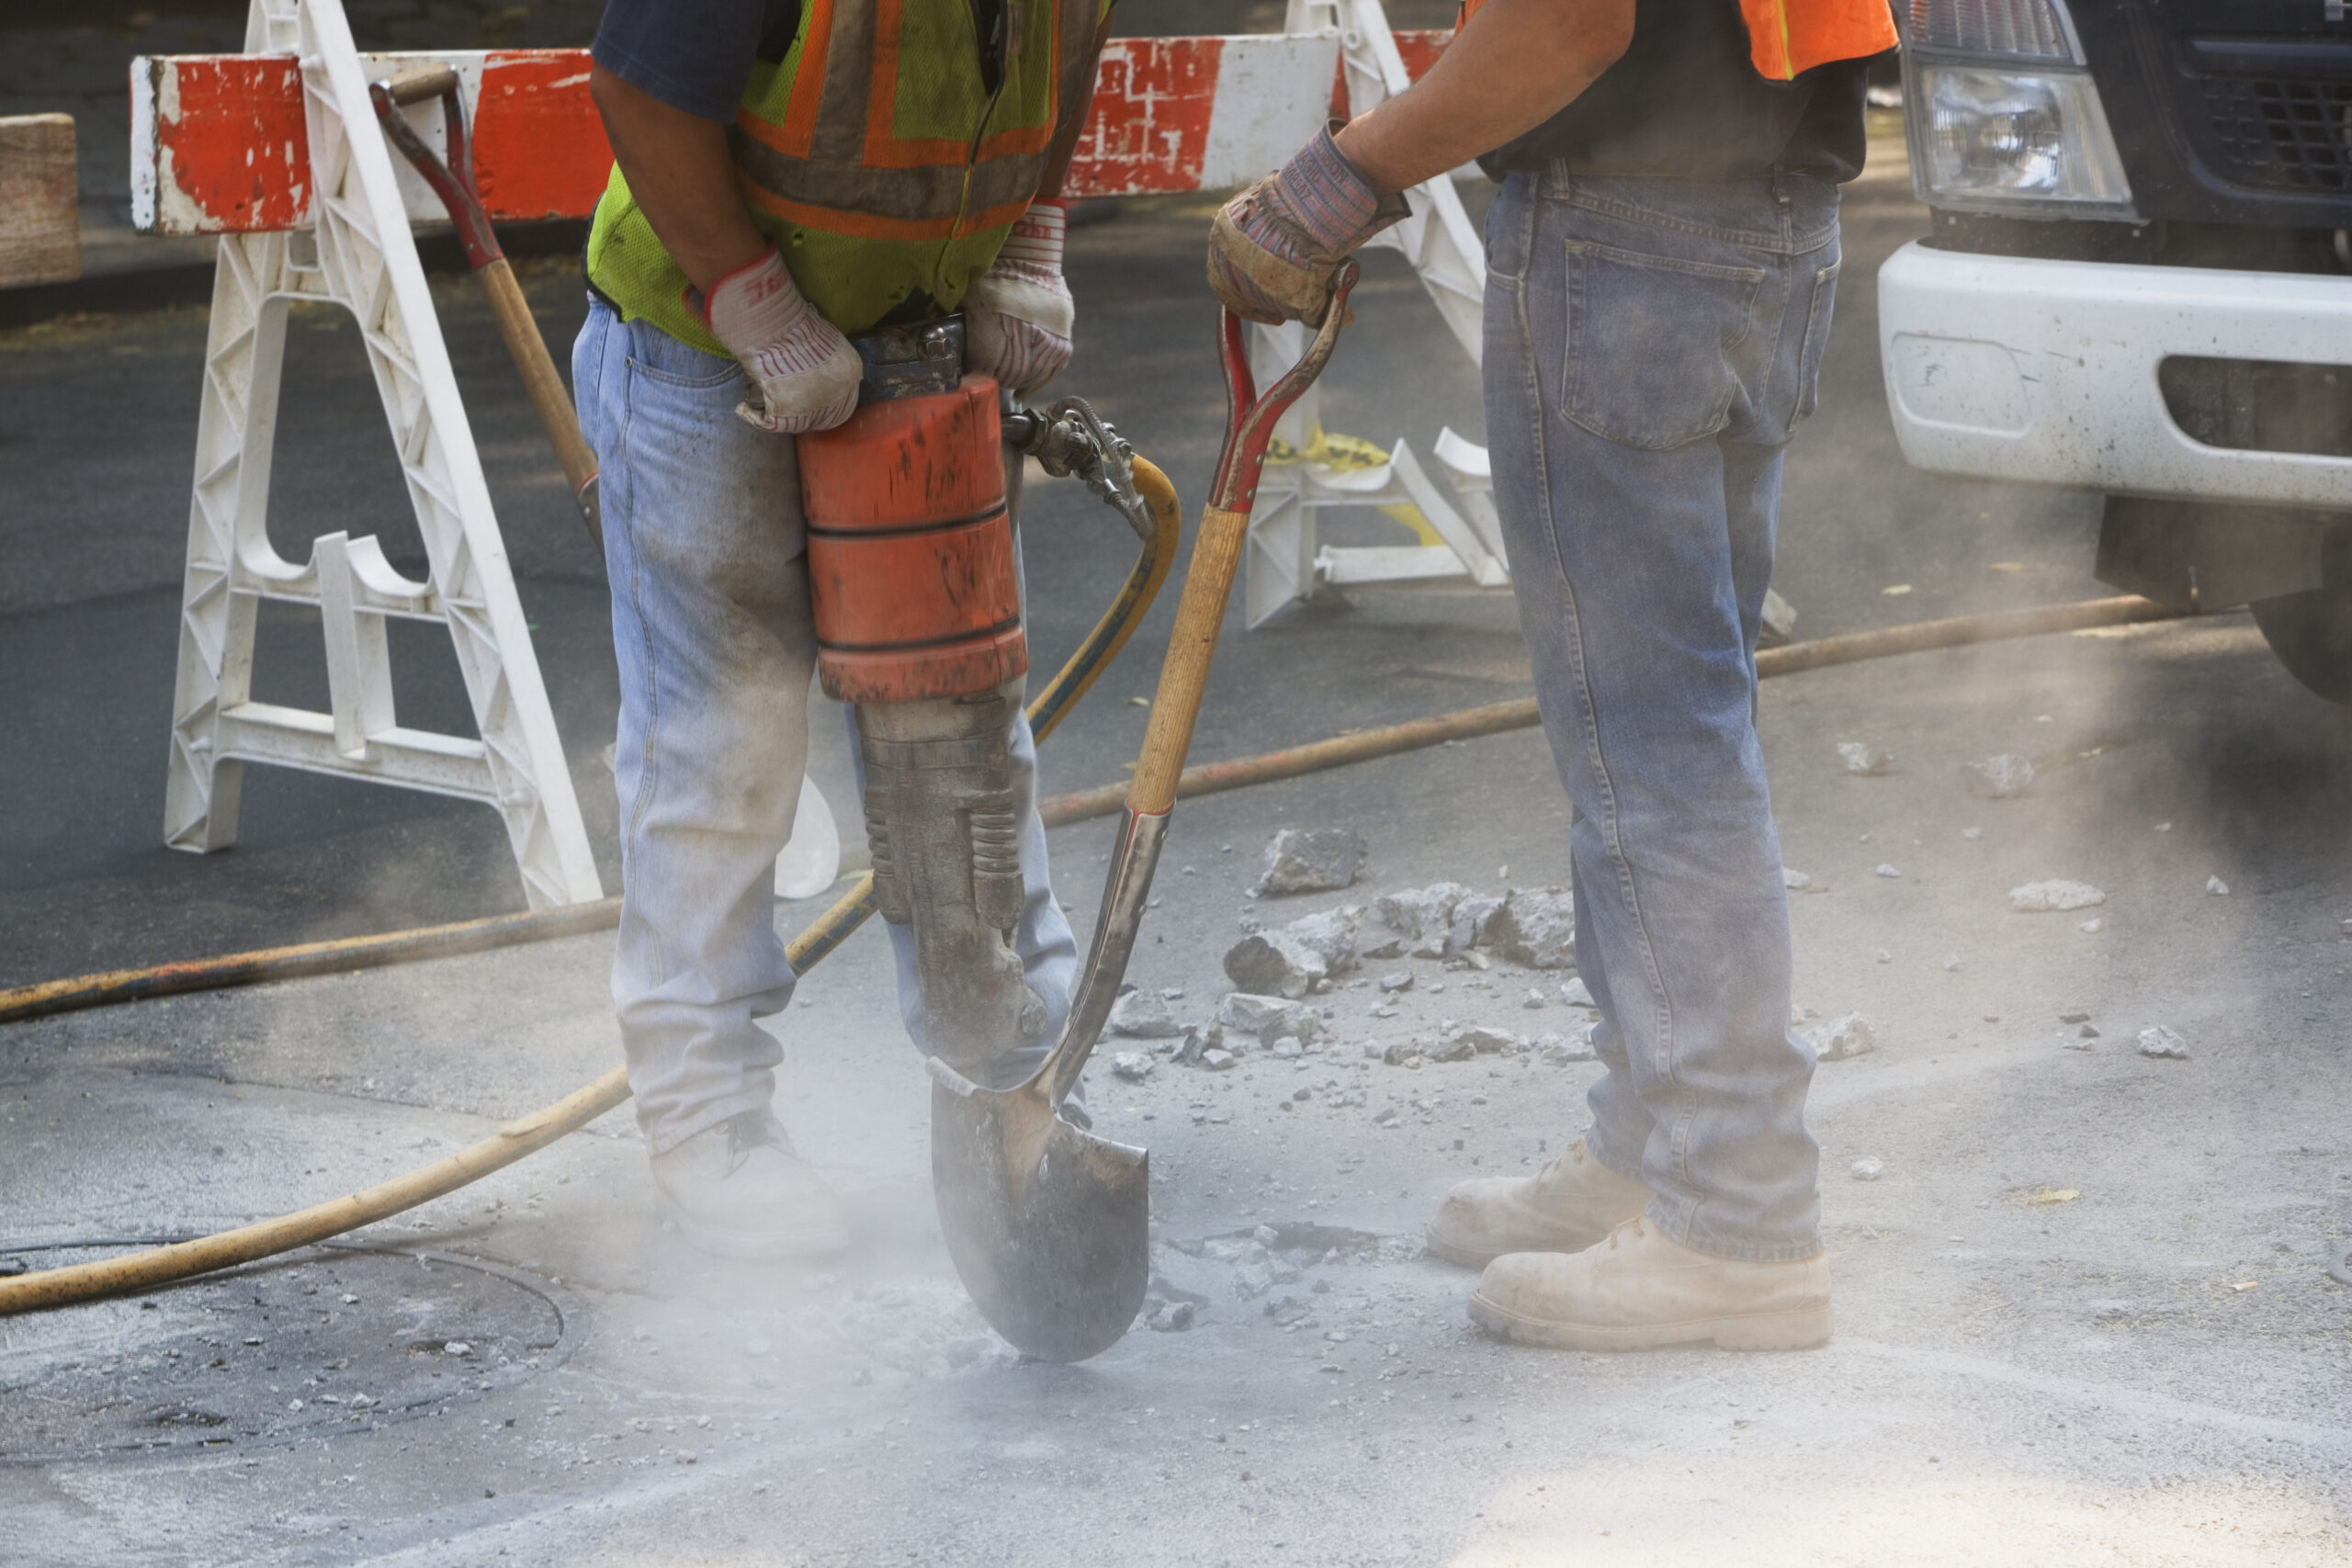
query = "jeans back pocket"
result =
(1561, 240, 1765, 451)
(1790, 254, 1841, 430)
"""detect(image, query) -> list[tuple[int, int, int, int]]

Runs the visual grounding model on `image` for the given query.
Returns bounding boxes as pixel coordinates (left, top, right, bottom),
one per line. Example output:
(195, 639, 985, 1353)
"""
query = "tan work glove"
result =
(965, 199, 1076, 396)
(691, 247, 865, 434)
(1206, 121, 1408, 326)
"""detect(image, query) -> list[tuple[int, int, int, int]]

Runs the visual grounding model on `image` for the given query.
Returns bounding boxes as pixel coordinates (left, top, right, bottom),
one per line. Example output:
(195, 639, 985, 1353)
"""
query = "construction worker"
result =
(575, 0, 1110, 1258)
(1210, 0, 1895, 1348)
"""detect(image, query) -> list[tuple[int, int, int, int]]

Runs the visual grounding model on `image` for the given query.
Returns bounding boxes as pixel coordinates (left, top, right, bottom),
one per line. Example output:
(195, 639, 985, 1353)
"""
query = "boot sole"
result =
(1467, 1290, 1832, 1351)
(655, 1193, 851, 1263)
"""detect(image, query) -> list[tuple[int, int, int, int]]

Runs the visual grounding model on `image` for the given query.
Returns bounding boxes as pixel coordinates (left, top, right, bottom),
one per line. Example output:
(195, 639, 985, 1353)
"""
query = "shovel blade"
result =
(930, 1077, 1149, 1362)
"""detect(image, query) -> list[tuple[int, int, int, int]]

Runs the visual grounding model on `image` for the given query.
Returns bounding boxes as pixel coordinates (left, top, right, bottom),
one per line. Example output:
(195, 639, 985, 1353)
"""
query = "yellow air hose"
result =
(0, 554, 2178, 1314)
(0, 458, 1182, 1316)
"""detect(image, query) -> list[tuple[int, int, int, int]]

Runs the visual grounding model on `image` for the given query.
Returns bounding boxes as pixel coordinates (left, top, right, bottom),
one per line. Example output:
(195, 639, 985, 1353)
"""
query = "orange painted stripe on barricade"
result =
(136, 34, 1452, 232)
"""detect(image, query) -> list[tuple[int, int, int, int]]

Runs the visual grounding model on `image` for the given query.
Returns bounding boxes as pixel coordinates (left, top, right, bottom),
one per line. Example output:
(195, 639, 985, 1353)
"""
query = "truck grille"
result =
(2197, 73, 2352, 194)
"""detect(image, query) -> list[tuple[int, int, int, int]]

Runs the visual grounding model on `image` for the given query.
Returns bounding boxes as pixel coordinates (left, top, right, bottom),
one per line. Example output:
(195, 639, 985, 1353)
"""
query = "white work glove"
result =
(692, 247, 864, 434)
(964, 199, 1075, 396)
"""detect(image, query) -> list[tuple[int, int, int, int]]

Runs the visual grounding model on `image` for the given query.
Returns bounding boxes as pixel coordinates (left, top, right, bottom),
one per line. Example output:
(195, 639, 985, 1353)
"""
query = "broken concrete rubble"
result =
(1107, 987, 1185, 1038)
(1216, 992, 1326, 1046)
(1964, 752, 2036, 798)
(1372, 882, 1474, 960)
(1837, 740, 1893, 775)
(1110, 1051, 1156, 1082)
(1256, 829, 1366, 897)
(2009, 879, 2107, 913)
(1283, 905, 1363, 973)
(1806, 1012, 1877, 1061)
(1534, 1032, 1597, 1065)
(2136, 1025, 2190, 1059)
(1491, 886, 1577, 970)
(1223, 929, 1327, 999)
(1849, 1156, 1885, 1181)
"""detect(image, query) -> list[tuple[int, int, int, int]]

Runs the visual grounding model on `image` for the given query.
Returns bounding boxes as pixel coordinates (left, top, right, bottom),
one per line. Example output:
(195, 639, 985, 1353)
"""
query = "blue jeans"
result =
(1484, 169, 1841, 1261)
(573, 300, 1077, 1155)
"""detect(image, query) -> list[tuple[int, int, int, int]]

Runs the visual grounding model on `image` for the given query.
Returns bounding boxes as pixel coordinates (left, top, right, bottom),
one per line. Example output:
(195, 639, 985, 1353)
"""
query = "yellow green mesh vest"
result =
(588, 0, 1105, 354)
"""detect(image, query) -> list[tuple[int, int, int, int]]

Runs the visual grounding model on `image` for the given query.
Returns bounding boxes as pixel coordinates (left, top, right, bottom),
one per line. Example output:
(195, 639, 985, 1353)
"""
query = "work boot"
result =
(1469, 1216, 1832, 1351)
(1425, 1139, 1653, 1268)
(650, 1110, 851, 1261)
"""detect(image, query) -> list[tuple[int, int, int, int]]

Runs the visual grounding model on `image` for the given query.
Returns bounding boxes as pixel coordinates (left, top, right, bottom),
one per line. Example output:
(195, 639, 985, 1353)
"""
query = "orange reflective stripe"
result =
(741, 181, 1030, 240)
(776, 0, 833, 155)
(1740, 0, 1898, 80)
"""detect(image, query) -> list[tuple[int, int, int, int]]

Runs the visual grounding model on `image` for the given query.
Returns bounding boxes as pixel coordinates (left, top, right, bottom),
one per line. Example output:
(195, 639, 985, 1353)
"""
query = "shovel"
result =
(930, 270, 1362, 1362)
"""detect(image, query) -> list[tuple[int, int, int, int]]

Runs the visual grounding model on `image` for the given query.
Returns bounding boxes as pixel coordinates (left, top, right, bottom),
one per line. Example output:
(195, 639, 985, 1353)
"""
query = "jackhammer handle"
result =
(1127, 279, 1354, 815)
(474, 255, 605, 545)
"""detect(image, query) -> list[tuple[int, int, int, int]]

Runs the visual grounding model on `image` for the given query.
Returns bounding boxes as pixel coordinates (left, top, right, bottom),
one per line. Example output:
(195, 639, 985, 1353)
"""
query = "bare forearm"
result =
(589, 63, 767, 293)
(1332, 0, 1634, 195)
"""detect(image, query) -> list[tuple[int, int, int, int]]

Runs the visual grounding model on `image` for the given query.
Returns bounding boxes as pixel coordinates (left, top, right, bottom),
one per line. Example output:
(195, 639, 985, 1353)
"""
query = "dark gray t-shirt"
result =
(592, 0, 801, 122)
(1480, 0, 1882, 183)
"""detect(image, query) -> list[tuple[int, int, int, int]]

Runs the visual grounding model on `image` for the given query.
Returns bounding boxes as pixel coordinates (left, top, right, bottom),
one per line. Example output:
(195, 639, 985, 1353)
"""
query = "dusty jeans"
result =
(573, 299, 1077, 1155)
(1484, 168, 1841, 1261)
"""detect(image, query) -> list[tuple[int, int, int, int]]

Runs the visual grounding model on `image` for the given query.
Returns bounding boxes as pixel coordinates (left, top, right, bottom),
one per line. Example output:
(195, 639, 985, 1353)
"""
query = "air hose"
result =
(0, 580, 2181, 1314)
(0, 457, 1181, 1317)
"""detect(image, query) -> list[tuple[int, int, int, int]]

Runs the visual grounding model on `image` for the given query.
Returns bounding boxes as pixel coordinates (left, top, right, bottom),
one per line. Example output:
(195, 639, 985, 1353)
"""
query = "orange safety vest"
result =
(1737, 0, 1898, 80)
(1453, 0, 1896, 83)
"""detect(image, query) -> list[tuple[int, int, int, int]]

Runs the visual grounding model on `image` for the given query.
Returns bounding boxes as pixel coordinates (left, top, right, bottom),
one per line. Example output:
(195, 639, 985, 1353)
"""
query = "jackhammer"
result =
(797, 314, 1155, 1088)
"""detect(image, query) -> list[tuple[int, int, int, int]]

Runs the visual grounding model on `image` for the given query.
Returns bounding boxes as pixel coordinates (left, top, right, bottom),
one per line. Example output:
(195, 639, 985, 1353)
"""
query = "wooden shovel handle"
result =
(475, 256, 600, 510)
(1127, 503, 1250, 814)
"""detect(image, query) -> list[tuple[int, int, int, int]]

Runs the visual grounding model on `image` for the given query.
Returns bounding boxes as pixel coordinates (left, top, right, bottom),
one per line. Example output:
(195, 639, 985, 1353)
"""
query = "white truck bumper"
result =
(1877, 242, 2352, 510)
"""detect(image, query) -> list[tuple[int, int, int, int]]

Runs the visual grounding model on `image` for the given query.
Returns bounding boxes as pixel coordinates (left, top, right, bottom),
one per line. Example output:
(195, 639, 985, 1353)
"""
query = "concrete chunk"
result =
(1223, 930, 1327, 999)
(1257, 829, 1366, 897)
(2009, 880, 2107, 913)
(1837, 740, 1893, 775)
(2136, 1025, 2190, 1059)
(1216, 992, 1325, 1045)
(1963, 752, 2036, 798)
(1108, 987, 1185, 1038)
(1806, 1012, 1877, 1062)
(1283, 905, 1363, 974)
(1492, 887, 1577, 970)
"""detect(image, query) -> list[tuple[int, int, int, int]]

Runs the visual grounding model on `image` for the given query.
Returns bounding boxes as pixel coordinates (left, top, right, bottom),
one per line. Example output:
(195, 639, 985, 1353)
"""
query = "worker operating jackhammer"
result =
(1210, 0, 1894, 1349)
(575, 0, 1114, 1259)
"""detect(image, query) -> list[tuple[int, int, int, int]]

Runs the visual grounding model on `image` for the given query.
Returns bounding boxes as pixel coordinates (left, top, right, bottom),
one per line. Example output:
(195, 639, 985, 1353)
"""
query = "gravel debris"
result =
(1559, 976, 1596, 1008)
(1781, 867, 1813, 891)
(1807, 1012, 1877, 1062)
(1521, 988, 1546, 1010)
(1111, 1051, 1157, 1082)
(1371, 883, 1476, 959)
(1216, 992, 1326, 1046)
(1875, 863, 1902, 879)
(1849, 1156, 1885, 1181)
(1377, 970, 1413, 994)
(1223, 929, 1328, 999)
(1284, 906, 1364, 973)
(1837, 740, 1893, 775)
(1535, 1032, 1597, 1065)
(1963, 752, 2036, 798)
(2009, 879, 2107, 913)
(1257, 829, 1366, 896)
(1108, 987, 1186, 1038)
(1491, 887, 1577, 970)
(2206, 875, 2230, 897)
(2136, 1025, 2190, 1060)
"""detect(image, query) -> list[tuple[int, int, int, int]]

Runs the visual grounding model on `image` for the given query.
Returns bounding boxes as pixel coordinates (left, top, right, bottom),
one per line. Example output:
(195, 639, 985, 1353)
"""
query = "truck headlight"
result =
(1903, 0, 2137, 218)
(1913, 65, 2133, 209)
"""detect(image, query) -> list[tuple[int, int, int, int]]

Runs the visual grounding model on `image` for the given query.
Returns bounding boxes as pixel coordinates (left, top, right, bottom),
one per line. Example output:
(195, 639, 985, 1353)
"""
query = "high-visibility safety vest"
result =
(1454, 0, 1896, 85)
(1736, 0, 1898, 80)
(588, 0, 1105, 355)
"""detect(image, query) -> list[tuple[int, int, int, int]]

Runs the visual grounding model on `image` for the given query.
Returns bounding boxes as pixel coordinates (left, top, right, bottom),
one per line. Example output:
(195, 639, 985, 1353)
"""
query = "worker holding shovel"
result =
(1210, 0, 1895, 1350)
(577, 0, 1111, 1260)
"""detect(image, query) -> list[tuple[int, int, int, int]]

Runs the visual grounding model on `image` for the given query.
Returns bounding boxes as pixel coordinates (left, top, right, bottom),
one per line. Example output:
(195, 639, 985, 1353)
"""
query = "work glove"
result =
(1207, 121, 1408, 327)
(691, 247, 865, 434)
(964, 199, 1075, 396)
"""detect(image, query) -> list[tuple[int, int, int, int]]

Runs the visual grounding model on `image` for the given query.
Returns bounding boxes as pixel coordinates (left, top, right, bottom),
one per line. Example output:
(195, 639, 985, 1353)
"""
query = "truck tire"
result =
(2251, 585, 2352, 705)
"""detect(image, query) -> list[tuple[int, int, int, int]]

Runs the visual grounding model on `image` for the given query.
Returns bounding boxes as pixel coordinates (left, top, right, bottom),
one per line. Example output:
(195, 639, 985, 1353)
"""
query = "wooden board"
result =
(0, 114, 80, 288)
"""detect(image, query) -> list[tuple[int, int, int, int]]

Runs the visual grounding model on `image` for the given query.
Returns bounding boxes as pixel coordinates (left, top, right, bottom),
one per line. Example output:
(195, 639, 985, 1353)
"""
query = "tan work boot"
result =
(1425, 1139, 1654, 1267)
(650, 1110, 851, 1261)
(1469, 1216, 1832, 1351)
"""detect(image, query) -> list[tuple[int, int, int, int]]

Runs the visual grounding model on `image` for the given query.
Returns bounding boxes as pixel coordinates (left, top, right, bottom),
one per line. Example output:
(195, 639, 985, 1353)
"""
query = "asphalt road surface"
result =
(4, 141, 2349, 1566)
